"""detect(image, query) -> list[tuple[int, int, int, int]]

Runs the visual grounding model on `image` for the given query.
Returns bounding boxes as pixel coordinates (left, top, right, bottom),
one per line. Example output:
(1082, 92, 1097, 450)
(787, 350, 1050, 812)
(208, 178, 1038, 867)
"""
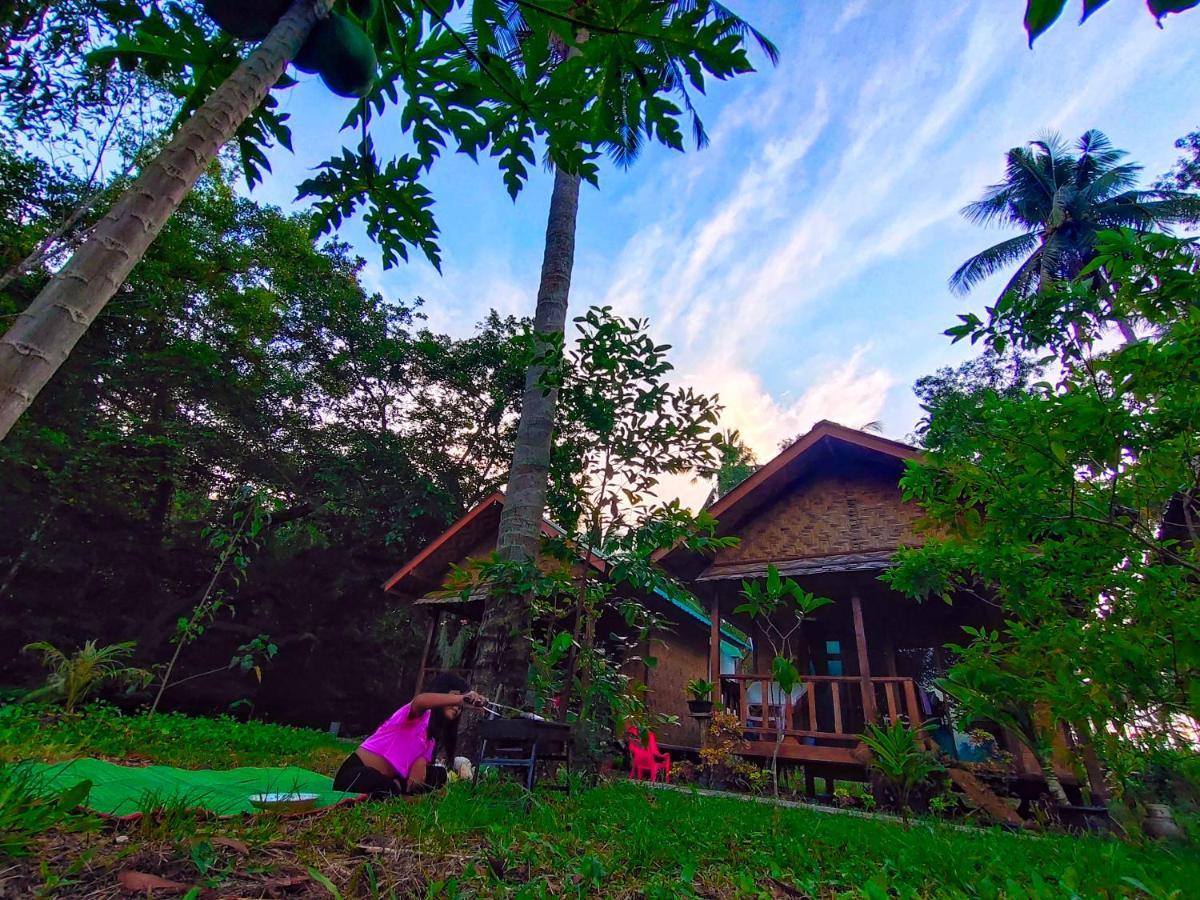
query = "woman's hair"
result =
(424, 672, 470, 763)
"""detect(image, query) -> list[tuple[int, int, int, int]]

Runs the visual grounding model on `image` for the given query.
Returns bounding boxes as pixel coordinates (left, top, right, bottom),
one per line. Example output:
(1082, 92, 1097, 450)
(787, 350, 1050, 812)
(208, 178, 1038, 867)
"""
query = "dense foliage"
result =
(450, 306, 737, 756)
(888, 228, 1200, 799)
(0, 147, 527, 729)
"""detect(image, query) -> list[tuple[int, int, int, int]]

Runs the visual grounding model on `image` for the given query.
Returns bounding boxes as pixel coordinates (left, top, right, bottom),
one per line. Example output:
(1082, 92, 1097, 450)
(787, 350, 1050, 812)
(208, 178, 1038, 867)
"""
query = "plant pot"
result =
(1144, 804, 1186, 841)
(687, 699, 713, 717)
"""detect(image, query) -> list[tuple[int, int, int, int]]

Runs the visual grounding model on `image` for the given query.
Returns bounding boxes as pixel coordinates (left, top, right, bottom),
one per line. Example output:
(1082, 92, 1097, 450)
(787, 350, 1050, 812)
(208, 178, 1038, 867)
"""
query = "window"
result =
(825, 640, 843, 676)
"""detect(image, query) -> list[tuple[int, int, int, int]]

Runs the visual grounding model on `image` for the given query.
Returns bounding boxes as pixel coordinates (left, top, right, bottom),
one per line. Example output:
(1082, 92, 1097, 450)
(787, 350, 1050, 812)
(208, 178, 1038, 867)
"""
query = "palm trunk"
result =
(469, 165, 581, 716)
(0, 0, 329, 441)
(1040, 756, 1071, 807)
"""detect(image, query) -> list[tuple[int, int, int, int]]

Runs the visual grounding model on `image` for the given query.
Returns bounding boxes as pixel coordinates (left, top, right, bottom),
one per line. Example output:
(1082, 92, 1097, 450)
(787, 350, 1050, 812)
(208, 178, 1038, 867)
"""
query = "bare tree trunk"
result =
(0, 0, 329, 441)
(468, 165, 581, 722)
(0, 509, 50, 601)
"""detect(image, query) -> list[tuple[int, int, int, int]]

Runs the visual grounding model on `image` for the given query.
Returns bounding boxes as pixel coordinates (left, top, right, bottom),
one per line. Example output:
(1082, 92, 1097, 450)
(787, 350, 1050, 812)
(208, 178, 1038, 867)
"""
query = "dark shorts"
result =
(332, 752, 404, 798)
(332, 753, 447, 798)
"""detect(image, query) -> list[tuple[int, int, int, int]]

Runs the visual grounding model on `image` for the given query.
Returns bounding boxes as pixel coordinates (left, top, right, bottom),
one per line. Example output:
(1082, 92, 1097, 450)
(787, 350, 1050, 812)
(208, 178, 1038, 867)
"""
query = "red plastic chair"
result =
(626, 726, 671, 783)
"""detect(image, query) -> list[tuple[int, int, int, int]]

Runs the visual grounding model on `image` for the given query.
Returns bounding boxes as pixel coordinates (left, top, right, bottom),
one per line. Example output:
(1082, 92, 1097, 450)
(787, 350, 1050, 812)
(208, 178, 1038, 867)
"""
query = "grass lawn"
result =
(1, 705, 1196, 897)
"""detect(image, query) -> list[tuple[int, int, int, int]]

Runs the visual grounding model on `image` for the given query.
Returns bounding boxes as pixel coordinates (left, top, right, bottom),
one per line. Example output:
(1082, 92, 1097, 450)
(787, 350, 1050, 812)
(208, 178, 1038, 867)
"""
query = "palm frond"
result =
(659, 0, 780, 65)
(949, 231, 1040, 295)
(1008, 145, 1060, 211)
(997, 250, 1044, 300)
(1073, 163, 1144, 207)
(960, 185, 1018, 228)
(1075, 128, 1125, 177)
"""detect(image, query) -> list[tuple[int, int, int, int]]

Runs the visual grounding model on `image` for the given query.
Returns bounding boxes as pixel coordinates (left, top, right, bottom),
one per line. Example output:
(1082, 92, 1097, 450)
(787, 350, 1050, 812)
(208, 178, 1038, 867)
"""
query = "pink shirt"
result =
(359, 702, 435, 777)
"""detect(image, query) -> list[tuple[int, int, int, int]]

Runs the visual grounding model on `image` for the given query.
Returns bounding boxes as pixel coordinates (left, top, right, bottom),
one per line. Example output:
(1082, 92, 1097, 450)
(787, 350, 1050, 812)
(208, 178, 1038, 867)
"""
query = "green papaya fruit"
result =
(202, 0, 291, 42)
(315, 14, 377, 98)
(292, 18, 332, 73)
(348, 0, 379, 21)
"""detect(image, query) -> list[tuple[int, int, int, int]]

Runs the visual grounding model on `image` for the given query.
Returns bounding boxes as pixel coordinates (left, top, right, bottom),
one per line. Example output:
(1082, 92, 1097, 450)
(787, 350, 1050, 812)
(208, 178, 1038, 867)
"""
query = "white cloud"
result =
(654, 345, 893, 510)
(688, 345, 892, 458)
(834, 1, 870, 34)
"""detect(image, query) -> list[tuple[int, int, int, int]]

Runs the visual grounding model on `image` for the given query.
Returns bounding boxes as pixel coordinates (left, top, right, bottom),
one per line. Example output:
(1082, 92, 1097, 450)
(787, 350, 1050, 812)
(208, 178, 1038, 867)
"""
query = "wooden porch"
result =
(697, 566, 983, 770)
(719, 672, 922, 765)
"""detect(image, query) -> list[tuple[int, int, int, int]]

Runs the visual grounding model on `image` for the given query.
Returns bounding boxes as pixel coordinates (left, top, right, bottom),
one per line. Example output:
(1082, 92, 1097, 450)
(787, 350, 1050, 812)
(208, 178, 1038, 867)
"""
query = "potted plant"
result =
(686, 679, 715, 717)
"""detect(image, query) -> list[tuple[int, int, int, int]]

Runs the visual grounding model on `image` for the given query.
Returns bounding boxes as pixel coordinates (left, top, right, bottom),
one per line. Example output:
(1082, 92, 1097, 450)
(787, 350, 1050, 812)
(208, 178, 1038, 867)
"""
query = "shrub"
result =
(860, 720, 944, 816)
(0, 764, 95, 858)
(22, 640, 152, 713)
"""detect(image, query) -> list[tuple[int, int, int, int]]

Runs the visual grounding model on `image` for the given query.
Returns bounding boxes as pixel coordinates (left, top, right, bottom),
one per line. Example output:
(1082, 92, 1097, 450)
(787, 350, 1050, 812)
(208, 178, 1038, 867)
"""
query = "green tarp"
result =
(31, 758, 361, 817)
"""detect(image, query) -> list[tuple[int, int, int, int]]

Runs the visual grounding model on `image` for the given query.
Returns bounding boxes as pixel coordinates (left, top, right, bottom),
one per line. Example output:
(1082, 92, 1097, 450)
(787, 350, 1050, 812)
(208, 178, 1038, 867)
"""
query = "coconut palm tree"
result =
(0, 1, 334, 441)
(950, 130, 1200, 318)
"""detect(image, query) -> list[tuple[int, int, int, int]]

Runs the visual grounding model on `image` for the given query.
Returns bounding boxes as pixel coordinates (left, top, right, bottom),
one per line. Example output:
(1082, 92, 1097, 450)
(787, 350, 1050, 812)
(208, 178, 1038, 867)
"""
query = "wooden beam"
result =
(416, 609, 440, 693)
(708, 588, 721, 703)
(903, 679, 920, 728)
(851, 594, 877, 721)
(882, 633, 898, 677)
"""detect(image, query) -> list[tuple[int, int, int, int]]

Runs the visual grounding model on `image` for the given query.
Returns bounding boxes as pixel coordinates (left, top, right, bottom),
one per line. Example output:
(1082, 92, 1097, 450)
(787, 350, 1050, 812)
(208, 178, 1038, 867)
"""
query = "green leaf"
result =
(771, 655, 799, 694)
(55, 778, 93, 812)
(1024, 0, 1067, 45)
(1148, 0, 1200, 21)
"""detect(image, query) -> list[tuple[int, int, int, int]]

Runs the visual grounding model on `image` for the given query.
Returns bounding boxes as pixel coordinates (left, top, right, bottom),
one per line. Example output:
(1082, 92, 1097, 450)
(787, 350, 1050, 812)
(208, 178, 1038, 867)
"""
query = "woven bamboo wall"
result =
(644, 627, 708, 747)
(714, 462, 924, 565)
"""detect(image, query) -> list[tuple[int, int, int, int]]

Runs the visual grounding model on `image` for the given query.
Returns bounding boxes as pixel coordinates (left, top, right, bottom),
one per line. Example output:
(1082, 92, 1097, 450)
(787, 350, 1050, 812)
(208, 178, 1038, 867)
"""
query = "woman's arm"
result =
(407, 691, 485, 718)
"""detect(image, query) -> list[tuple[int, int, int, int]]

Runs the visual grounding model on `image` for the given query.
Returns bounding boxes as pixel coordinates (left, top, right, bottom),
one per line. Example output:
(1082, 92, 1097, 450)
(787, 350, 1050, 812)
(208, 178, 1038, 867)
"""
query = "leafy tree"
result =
(909, 348, 1043, 447)
(0, 154, 526, 727)
(1021, 1, 1198, 46)
(735, 564, 831, 796)
(1156, 126, 1200, 193)
(704, 431, 757, 500)
(950, 130, 1200, 344)
(450, 306, 737, 756)
(888, 229, 1200, 802)
(0, 0, 765, 440)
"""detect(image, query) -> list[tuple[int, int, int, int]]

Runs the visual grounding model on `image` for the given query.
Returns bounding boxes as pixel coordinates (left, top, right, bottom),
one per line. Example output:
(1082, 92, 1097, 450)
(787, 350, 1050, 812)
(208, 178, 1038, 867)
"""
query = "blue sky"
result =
(251, 1, 1200, 504)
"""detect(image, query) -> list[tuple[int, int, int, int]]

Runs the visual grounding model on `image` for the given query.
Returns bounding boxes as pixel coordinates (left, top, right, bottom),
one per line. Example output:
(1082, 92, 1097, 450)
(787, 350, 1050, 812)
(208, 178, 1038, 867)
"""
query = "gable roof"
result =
(382, 492, 748, 649)
(658, 420, 922, 579)
(711, 420, 920, 532)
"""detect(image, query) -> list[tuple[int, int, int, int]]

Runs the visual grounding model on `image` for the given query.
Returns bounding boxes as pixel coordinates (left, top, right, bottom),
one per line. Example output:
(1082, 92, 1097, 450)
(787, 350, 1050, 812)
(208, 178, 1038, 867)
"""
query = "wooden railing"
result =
(719, 674, 921, 743)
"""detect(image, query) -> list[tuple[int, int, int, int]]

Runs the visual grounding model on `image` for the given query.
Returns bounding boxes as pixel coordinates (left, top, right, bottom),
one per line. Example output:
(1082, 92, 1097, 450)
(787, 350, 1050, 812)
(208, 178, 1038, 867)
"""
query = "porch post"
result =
(851, 594, 877, 721)
(416, 609, 440, 693)
(709, 589, 721, 702)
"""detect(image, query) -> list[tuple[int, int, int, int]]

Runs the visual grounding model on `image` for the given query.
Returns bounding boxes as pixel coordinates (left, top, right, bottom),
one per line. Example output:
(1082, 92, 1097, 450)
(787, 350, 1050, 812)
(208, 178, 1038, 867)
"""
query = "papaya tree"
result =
(1021, 0, 1197, 45)
(0, 0, 766, 440)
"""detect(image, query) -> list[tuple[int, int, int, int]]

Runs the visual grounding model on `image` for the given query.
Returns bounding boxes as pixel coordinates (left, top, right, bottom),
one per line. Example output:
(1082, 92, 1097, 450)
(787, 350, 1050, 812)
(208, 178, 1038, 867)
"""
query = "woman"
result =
(333, 673, 486, 797)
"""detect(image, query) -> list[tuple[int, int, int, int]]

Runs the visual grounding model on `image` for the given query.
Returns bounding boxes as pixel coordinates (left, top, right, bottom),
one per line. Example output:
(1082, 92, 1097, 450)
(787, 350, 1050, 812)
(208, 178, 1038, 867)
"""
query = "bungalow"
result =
(384, 421, 1066, 790)
(381, 492, 748, 748)
(660, 420, 1062, 787)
